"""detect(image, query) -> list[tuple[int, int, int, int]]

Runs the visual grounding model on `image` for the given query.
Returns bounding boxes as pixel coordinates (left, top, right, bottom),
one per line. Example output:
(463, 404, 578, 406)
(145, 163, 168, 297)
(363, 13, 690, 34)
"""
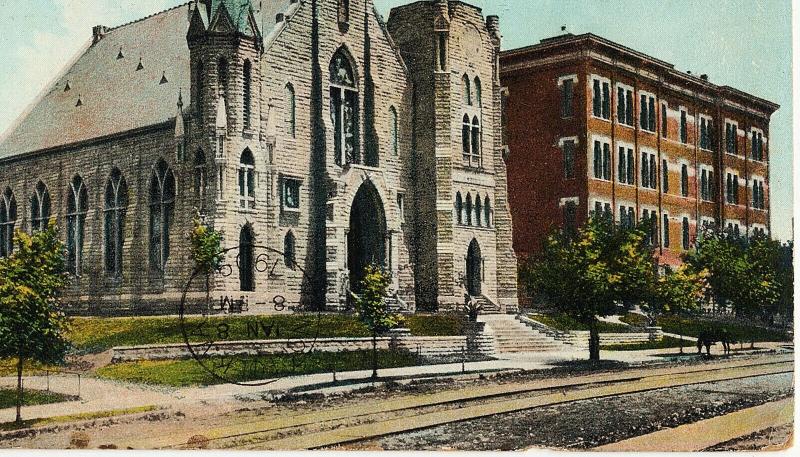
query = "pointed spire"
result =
(76, 95, 83, 107)
(117, 47, 124, 59)
(160, 71, 169, 85)
(136, 57, 144, 71)
(175, 89, 185, 138)
(64, 80, 71, 92)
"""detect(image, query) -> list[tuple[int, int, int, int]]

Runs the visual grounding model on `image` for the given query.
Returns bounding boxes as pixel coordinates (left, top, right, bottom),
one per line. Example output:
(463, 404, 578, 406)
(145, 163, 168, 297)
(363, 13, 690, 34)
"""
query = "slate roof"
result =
(0, 0, 297, 161)
(0, 4, 191, 160)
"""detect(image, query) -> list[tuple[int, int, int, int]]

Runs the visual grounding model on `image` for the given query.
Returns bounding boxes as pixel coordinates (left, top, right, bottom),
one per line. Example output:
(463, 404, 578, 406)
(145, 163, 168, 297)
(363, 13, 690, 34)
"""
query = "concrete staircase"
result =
(476, 295, 501, 314)
(479, 314, 570, 353)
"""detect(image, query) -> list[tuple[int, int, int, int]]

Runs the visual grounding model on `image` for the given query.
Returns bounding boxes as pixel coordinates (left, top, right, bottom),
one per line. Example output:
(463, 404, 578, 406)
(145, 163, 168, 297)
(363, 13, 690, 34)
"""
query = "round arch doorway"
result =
(466, 238, 482, 297)
(348, 181, 386, 293)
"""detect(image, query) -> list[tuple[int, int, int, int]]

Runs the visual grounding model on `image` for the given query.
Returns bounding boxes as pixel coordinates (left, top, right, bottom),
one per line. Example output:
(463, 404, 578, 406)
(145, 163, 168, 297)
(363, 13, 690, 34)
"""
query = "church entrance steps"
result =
(478, 314, 572, 353)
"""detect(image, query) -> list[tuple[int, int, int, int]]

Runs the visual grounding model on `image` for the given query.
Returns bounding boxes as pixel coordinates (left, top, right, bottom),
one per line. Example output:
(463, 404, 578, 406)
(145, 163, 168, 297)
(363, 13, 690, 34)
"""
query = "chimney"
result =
(700, 74, 709, 81)
(276, 13, 285, 23)
(92, 25, 110, 44)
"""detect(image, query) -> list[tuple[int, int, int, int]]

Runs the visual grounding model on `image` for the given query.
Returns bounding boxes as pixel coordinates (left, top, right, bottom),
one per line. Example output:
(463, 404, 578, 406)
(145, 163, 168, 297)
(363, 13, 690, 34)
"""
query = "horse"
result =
(696, 327, 732, 356)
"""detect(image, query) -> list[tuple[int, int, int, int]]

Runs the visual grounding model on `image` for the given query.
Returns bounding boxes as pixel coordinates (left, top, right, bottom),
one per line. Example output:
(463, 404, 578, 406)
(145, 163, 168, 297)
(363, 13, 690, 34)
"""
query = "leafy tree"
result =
(353, 264, 397, 378)
(188, 217, 223, 314)
(0, 224, 69, 423)
(686, 229, 784, 347)
(521, 216, 656, 361)
(650, 264, 708, 353)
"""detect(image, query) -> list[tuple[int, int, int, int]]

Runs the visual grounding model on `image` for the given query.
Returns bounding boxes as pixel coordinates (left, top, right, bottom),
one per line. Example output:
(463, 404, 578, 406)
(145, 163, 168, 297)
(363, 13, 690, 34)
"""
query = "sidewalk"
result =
(0, 343, 790, 425)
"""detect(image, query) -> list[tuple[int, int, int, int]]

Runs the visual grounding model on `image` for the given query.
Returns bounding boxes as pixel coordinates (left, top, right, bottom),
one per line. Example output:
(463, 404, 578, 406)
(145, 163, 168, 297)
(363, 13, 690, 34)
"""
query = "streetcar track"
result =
(150, 356, 792, 450)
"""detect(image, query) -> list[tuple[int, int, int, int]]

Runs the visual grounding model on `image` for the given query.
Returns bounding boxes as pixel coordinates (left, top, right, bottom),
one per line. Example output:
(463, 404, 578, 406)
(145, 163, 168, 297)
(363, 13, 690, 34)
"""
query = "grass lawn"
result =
(96, 350, 423, 387)
(0, 388, 76, 409)
(600, 336, 696, 351)
(530, 313, 636, 333)
(68, 313, 466, 354)
(628, 314, 791, 343)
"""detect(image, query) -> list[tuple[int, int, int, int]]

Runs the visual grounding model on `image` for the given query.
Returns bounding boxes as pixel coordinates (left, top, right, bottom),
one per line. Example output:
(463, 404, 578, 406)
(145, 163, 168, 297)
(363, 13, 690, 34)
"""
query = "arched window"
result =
(0, 187, 16, 257)
(196, 59, 204, 120)
(285, 83, 296, 137)
(284, 231, 296, 270)
(465, 193, 473, 226)
(238, 149, 255, 209)
(470, 116, 481, 167)
(462, 74, 471, 106)
(389, 106, 399, 155)
(149, 160, 175, 272)
(194, 149, 207, 207)
(243, 59, 252, 130)
(104, 168, 128, 277)
(330, 49, 358, 166)
(484, 195, 491, 227)
(218, 57, 229, 97)
(30, 181, 50, 232)
(66, 176, 88, 275)
(462, 114, 471, 164)
(474, 194, 482, 227)
(455, 192, 463, 225)
(474, 76, 482, 107)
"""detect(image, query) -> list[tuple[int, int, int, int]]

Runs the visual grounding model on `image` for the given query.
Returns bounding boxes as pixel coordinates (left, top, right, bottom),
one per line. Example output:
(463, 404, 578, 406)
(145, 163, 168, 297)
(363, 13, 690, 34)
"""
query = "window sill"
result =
(616, 122, 634, 129)
(617, 181, 635, 187)
(590, 177, 612, 183)
(282, 207, 301, 214)
(640, 129, 656, 135)
(237, 207, 257, 214)
(591, 115, 611, 123)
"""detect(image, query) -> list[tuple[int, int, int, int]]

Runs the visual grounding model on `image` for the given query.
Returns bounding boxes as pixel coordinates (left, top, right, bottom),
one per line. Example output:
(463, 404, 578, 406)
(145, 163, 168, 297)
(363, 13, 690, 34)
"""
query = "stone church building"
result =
(0, 0, 518, 315)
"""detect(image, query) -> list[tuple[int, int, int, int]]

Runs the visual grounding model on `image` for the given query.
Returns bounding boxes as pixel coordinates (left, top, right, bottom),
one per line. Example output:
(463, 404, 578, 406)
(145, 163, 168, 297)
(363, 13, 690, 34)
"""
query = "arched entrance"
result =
(239, 225, 255, 291)
(348, 181, 386, 293)
(466, 239, 482, 297)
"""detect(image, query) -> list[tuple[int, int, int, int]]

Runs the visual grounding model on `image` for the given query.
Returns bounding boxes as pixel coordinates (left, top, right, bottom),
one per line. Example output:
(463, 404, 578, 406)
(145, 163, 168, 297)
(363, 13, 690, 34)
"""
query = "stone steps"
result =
(479, 314, 571, 353)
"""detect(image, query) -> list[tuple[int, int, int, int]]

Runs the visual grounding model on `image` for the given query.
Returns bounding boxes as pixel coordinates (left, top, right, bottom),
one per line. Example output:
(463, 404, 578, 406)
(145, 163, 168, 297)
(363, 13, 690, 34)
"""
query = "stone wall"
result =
(110, 333, 494, 362)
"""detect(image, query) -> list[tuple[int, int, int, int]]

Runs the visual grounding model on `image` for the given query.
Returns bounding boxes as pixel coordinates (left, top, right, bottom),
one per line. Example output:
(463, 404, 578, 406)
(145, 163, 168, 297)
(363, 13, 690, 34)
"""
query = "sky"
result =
(0, 0, 793, 240)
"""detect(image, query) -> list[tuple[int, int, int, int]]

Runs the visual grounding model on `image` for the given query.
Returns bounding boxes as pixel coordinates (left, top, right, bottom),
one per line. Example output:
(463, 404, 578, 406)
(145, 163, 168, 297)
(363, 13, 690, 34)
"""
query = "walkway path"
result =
(0, 343, 789, 424)
(594, 397, 793, 451)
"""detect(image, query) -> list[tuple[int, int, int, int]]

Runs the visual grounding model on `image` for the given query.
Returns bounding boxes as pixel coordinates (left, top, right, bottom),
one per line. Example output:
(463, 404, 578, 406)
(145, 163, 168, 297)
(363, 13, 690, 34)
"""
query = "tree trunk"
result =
(205, 274, 211, 315)
(15, 356, 23, 424)
(588, 318, 600, 361)
(371, 332, 378, 379)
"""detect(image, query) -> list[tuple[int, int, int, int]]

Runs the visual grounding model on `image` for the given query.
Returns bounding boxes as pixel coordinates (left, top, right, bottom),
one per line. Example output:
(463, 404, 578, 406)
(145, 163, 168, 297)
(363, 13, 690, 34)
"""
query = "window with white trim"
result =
(725, 121, 738, 155)
(640, 93, 656, 132)
(616, 85, 633, 126)
(591, 77, 610, 120)
(282, 177, 301, 211)
(617, 145, 635, 185)
(641, 151, 657, 189)
(592, 139, 611, 181)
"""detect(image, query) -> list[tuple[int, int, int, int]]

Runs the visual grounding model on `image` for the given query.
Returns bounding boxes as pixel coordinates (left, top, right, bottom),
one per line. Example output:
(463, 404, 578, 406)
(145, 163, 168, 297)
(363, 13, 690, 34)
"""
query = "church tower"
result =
(187, 0, 264, 290)
(388, 0, 518, 312)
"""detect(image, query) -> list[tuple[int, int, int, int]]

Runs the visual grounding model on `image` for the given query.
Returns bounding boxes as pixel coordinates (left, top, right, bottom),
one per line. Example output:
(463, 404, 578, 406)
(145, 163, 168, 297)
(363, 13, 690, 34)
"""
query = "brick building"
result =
(0, 0, 518, 315)
(501, 33, 778, 267)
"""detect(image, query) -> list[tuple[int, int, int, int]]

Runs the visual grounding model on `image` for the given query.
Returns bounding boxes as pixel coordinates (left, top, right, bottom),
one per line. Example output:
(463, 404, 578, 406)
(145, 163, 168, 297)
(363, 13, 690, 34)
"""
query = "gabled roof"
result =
(0, 0, 304, 161)
(0, 3, 192, 160)
(211, 0, 257, 36)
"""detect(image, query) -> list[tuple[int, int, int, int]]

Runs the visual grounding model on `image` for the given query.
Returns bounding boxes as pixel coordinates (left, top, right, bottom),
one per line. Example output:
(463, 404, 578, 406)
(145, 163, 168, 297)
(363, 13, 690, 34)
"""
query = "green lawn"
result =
(96, 350, 422, 387)
(600, 336, 696, 351)
(622, 314, 791, 343)
(67, 313, 466, 354)
(0, 388, 75, 409)
(530, 313, 636, 333)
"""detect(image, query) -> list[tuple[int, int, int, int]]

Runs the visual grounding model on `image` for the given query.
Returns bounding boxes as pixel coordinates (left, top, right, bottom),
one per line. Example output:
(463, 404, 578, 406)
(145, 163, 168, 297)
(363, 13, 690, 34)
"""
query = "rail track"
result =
(131, 355, 793, 450)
